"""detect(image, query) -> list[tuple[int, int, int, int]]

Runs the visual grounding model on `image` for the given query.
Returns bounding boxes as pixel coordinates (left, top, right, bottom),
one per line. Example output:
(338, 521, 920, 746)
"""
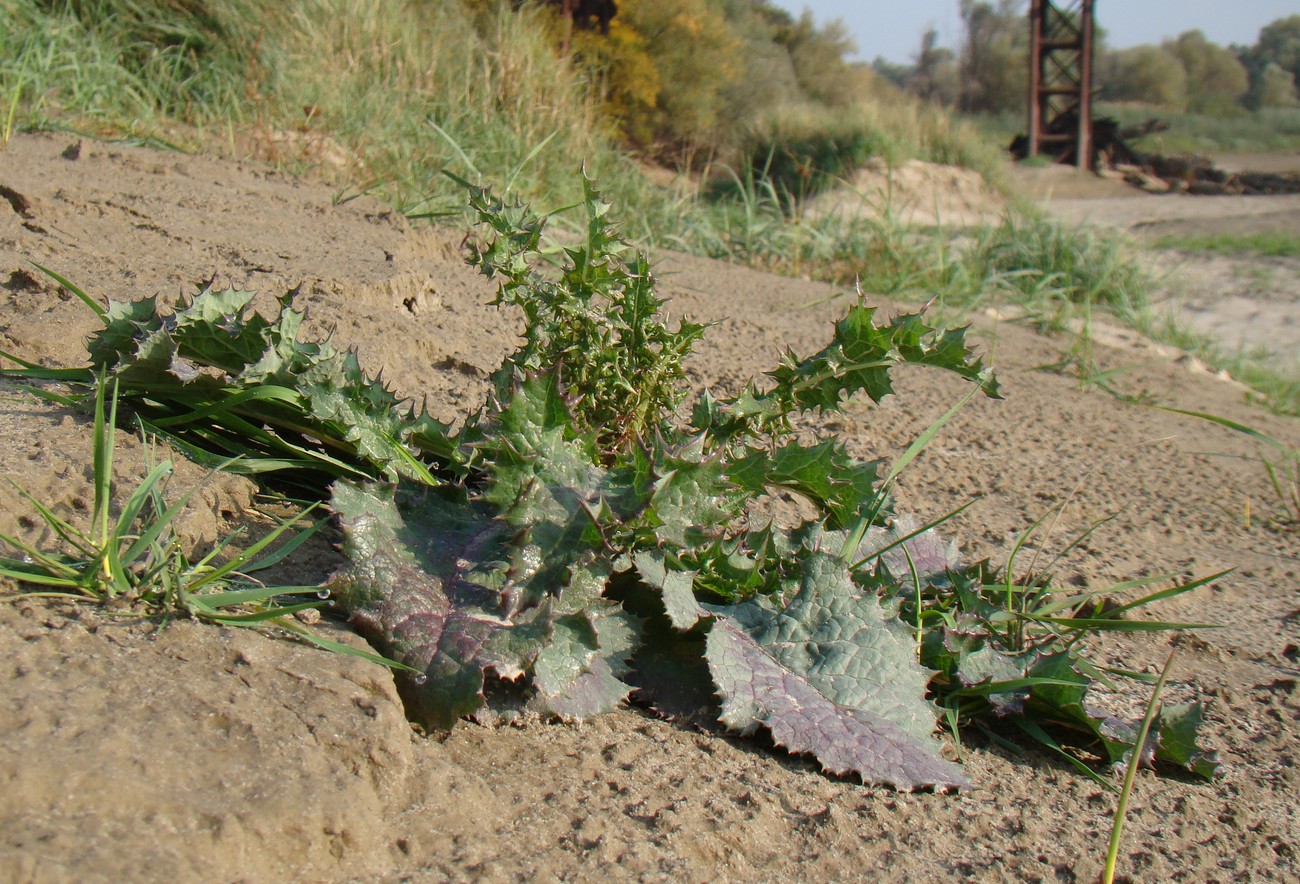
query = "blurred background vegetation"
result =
(2, 0, 1298, 411)
(875, 2, 1300, 152)
(5, 1, 1298, 206)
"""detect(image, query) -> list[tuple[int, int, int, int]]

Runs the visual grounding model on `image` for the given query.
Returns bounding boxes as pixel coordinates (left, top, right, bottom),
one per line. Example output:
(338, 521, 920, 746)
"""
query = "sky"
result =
(767, 1, 1299, 64)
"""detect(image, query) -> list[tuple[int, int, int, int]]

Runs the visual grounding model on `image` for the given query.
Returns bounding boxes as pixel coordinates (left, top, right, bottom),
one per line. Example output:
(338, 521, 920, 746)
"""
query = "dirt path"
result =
(2, 133, 1298, 881)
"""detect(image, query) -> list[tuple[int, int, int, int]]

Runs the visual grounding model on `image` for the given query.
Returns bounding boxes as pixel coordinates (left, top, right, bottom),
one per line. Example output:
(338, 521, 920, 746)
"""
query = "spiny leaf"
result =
(1156, 702, 1221, 780)
(767, 303, 1000, 413)
(530, 606, 640, 719)
(82, 286, 458, 487)
(633, 548, 703, 630)
(648, 442, 735, 548)
(728, 440, 884, 528)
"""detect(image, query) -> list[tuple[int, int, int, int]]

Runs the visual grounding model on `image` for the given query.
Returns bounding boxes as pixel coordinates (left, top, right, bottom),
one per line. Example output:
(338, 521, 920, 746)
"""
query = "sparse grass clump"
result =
(0, 374, 396, 665)
(973, 215, 1150, 322)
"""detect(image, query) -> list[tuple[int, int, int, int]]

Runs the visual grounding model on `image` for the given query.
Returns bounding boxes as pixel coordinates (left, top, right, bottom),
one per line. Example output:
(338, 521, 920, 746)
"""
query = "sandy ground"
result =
(1016, 162, 1300, 369)
(1, 132, 1298, 881)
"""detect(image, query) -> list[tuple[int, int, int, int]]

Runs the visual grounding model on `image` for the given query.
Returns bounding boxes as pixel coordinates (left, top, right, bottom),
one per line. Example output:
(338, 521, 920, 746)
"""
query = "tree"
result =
(912, 28, 961, 107)
(1255, 14, 1300, 83)
(1255, 61, 1299, 108)
(1164, 30, 1248, 113)
(958, 0, 1027, 114)
(1240, 15, 1300, 109)
(773, 10, 863, 107)
(1100, 44, 1188, 110)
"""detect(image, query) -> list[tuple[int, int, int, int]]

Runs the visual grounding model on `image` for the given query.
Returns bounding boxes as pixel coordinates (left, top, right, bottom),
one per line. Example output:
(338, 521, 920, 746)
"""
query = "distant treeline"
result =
(869, 1, 1300, 115)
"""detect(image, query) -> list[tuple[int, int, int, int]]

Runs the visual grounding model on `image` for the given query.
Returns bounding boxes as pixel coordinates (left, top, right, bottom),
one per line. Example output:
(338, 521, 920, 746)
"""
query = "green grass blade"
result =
(1156, 405, 1292, 456)
(117, 480, 197, 569)
(185, 505, 321, 592)
(0, 558, 83, 587)
(183, 583, 317, 609)
(1018, 614, 1217, 632)
(503, 129, 559, 194)
(30, 262, 106, 318)
(0, 347, 92, 379)
(188, 599, 320, 620)
(1012, 718, 1116, 791)
(237, 510, 324, 574)
(91, 378, 117, 561)
(430, 123, 481, 180)
(144, 384, 307, 428)
(271, 617, 420, 672)
(849, 499, 977, 571)
(840, 389, 980, 560)
(885, 386, 981, 487)
(1103, 650, 1177, 884)
(1105, 569, 1231, 617)
(2, 479, 96, 557)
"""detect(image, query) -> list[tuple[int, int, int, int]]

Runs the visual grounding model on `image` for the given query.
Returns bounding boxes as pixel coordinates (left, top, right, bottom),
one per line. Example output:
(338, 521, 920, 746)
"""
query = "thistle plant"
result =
(0, 176, 1221, 790)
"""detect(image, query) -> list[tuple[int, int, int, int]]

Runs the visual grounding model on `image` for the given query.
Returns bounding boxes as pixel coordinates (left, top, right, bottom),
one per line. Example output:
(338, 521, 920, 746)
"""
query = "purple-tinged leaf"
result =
(706, 618, 967, 791)
(718, 552, 942, 745)
(328, 481, 534, 734)
(703, 551, 965, 790)
(857, 515, 961, 580)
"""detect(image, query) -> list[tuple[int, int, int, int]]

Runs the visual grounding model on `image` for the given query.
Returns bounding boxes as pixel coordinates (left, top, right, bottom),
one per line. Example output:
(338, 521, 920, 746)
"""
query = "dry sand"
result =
(1018, 161, 1300, 369)
(1, 133, 1298, 881)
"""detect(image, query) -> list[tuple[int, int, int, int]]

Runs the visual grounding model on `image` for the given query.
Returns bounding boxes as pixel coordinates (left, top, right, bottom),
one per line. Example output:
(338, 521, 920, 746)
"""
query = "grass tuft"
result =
(0, 375, 405, 669)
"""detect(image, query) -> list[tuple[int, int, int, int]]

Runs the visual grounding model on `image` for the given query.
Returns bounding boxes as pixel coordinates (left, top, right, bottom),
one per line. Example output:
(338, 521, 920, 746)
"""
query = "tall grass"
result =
(0, 0, 669, 224)
(271, 1, 656, 218)
(0, 0, 271, 129)
(740, 96, 1009, 211)
(1, 1, 1011, 226)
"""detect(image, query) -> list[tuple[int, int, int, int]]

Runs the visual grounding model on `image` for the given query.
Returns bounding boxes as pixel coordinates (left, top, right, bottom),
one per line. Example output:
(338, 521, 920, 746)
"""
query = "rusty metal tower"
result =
(1027, 0, 1096, 168)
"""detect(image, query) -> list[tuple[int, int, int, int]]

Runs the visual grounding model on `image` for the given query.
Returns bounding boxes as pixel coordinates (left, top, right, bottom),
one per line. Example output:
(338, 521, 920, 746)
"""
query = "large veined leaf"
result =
(327, 367, 643, 725)
(706, 618, 966, 791)
(704, 551, 966, 790)
(327, 481, 525, 733)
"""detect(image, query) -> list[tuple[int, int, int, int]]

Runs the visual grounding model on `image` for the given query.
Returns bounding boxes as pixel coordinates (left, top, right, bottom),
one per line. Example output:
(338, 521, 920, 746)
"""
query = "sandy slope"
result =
(1, 133, 1298, 881)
